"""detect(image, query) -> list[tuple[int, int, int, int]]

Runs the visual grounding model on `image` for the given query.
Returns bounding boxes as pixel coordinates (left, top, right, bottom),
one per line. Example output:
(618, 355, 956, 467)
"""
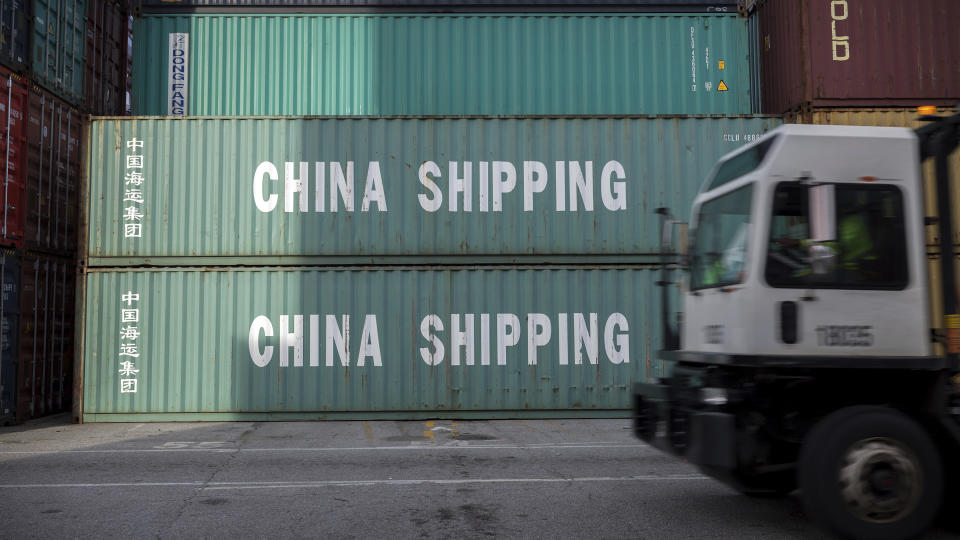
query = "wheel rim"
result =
(838, 437, 922, 523)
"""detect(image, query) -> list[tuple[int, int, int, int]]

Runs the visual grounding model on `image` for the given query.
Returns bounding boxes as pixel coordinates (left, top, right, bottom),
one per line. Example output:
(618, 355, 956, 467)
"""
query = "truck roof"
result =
(700, 123, 920, 197)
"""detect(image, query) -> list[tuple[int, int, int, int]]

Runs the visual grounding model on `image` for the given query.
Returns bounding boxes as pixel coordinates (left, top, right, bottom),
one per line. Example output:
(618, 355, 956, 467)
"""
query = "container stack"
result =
(76, 0, 784, 422)
(750, 0, 960, 137)
(0, 0, 132, 424)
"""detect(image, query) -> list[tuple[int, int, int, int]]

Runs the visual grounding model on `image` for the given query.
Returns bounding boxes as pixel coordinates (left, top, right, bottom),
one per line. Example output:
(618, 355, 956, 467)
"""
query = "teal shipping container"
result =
(78, 266, 666, 421)
(85, 115, 779, 264)
(131, 13, 757, 116)
(32, 0, 87, 106)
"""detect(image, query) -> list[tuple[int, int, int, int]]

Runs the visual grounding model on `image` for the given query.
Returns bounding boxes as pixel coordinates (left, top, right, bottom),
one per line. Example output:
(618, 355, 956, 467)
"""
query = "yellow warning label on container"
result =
(718, 60, 725, 70)
(717, 80, 728, 92)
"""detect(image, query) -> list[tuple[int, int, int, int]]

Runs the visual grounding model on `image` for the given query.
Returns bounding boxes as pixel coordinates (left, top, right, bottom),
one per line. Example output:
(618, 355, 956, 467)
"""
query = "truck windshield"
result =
(690, 184, 753, 290)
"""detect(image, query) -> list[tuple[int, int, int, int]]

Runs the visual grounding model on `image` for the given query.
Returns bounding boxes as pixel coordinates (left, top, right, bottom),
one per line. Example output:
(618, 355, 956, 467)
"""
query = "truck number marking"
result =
(704, 325, 725, 344)
(815, 325, 872, 347)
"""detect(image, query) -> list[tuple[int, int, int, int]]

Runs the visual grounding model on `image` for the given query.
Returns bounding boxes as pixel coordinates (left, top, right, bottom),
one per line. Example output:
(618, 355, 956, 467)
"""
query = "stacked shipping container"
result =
(77, 0, 783, 422)
(0, 0, 132, 424)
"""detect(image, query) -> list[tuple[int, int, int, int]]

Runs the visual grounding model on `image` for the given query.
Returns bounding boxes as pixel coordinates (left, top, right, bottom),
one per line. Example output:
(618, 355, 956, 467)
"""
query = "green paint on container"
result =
(81, 266, 670, 417)
(32, 0, 86, 105)
(132, 13, 757, 116)
(86, 115, 779, 261)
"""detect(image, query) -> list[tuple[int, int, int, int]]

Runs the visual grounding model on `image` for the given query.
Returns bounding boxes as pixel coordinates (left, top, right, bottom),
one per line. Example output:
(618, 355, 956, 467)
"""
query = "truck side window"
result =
(765, 184, 907, 290)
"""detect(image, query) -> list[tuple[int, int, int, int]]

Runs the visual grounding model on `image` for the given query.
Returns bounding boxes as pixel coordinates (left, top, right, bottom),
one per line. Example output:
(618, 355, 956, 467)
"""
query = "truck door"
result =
(761, 181, 922, 356)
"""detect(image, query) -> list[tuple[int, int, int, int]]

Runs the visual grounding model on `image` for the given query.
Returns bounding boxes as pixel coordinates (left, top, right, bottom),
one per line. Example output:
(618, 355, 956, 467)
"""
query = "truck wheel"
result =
(798, 406, 943, 540)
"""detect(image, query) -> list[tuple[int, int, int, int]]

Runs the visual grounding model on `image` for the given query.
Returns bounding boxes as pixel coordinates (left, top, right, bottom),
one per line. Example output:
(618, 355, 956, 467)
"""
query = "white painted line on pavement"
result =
(0, 442, 654, 455)
(0, 475, 709, 490)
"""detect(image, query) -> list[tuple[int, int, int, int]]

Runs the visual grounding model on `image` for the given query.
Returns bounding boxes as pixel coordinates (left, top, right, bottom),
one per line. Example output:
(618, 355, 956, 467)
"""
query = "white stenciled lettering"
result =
(330, 162, 354, 212)
(830, 0, 849, 61)
(574, 313, 599, 365)
(254, 161, 387, 213)
(418, 161, 443, 212)
(419, 314, 445, 365)
(600, 161, 627, 211)
(497, 313, 521, 366)
(361, 162, 387, 212)
(249, 315, 275, 367)
(416, 312, 630, 367)
(249, 314, 382, 368)
(253, 161, 279, 212)
(604, 313, 629, 364)
(523, 161, 548, 212)
(527, 313, 552, 365)
(492, 161, 517, 212)
(326, 315, 350, 366)
(279, 315, 303, 367)
(285, 162, 308, 213)
(420, 161, 627, 213)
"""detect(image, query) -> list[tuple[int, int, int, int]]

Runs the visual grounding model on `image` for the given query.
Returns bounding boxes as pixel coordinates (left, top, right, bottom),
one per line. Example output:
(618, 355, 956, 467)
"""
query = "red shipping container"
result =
(25, 85, 82, 256)
(16, 252, 75, 423)
(0, 65, 26, 249)
(86, 0, 132, 116)
(757, 0, 960, 113)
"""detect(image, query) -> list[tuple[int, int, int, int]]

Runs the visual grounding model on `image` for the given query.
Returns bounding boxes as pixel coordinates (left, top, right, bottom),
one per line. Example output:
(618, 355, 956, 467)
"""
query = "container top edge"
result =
(89, 114, 784, 121)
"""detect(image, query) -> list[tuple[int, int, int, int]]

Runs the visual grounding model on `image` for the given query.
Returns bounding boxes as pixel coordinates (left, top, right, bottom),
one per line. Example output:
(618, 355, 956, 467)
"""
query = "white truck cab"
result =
(635, 114, 960, 540)
(684, 125, 930, 359)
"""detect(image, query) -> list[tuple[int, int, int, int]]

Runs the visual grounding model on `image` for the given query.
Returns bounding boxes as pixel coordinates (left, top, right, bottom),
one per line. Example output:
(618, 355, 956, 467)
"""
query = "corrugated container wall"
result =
(26, 84, 81, 256)
(132, 13, 757, 116)
(784, 107, 960, 359)
(80, 266, 664, 421)
(32, 0, 87, 106)
(18, 251, 74, 422)
(757, 0, 960, 114)
(0, 252, 20, 424)
(0, 67, 28, 249)
(85, 0, 131, 115)
(0, 0, 31, 73)
(85, 116, 779, 263)
(137, 0, 738, 9)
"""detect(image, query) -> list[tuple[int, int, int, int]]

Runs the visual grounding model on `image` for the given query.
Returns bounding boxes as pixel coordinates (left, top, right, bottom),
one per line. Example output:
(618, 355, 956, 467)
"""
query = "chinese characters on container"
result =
(119, 291, 141, 393)
(124, 138, 145, 238)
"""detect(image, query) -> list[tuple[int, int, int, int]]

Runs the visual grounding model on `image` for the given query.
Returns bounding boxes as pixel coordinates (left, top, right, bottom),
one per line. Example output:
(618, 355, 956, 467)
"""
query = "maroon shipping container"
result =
(25, 85, 81, 256)
(85, 0, 131, 115)
(757, 0, 960, 114)
(0, 65, 27, 249)
(16, 252, 75, 422)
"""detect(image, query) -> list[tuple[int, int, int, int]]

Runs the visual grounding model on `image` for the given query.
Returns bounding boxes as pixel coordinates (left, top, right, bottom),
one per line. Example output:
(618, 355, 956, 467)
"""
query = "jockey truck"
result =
(634, 110, 960, 539)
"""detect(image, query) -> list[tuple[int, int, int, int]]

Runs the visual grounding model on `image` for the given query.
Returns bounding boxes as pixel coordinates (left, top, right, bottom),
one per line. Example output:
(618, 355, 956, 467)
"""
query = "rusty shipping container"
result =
(0, 251, 19, 424)
(0, 66, 28, 249)
(0, 0, 31, 73)
(78, 265, 665, 421)
(757, 0, 960, 114)
(17, 251, 75, 422)
(25, 84, 81, 256)
(85, 0, 131, 115)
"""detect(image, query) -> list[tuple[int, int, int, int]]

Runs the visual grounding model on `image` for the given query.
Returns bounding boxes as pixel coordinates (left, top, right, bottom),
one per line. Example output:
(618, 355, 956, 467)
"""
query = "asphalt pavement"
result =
(0, 415, 956, 539)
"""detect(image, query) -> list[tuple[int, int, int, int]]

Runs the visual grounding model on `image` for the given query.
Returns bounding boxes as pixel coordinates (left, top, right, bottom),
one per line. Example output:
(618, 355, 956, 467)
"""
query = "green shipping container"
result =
(85, 115, 779, 264)
(132, 13, 756, 116)
(32, 0, 87, 105)
(79, 266, 666, 421)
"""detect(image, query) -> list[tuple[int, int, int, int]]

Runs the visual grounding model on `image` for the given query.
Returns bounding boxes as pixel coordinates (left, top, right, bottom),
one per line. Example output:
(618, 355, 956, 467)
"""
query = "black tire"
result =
(798, 406, 943, 540)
